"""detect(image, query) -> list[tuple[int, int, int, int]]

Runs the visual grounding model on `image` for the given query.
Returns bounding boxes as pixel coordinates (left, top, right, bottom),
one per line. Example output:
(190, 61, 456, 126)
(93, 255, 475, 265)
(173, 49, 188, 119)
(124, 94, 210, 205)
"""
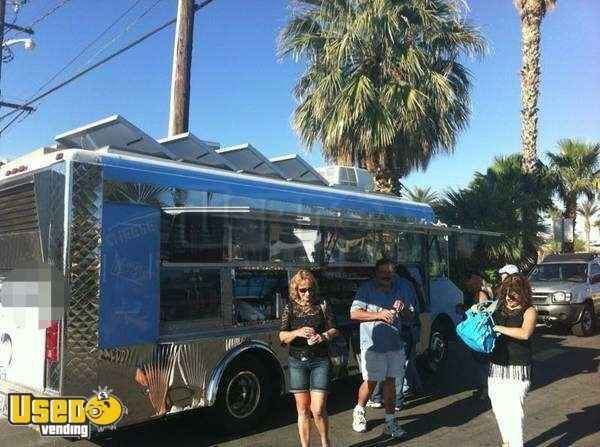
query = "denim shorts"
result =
(288, 356, 330, 393)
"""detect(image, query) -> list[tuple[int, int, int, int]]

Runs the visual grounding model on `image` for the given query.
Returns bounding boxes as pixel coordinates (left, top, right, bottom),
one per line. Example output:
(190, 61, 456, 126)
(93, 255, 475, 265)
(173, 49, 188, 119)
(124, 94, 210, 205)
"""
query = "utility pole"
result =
(168, 0, 195, 136)
(0, 0, 6, 91)
(0, 0, 35, 113)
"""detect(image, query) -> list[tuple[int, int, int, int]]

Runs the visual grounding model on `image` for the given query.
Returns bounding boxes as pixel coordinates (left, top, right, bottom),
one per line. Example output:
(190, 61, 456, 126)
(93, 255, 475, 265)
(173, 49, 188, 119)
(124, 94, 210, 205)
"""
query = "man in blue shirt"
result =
(367, 272, 420, 410)
(350, 259, 414, 438)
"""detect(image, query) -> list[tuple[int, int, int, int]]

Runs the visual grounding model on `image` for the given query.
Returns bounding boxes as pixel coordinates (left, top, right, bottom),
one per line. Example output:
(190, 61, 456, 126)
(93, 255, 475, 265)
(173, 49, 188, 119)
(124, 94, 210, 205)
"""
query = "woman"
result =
(279, 270, 339, 447)
(489, 273, 537, 447)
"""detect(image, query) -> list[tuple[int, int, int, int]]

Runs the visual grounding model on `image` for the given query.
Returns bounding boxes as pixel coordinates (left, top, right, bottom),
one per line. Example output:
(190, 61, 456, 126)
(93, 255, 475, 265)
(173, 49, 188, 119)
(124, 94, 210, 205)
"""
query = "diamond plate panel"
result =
(63, 162, 102, 396)
(45, 167, 66, 392)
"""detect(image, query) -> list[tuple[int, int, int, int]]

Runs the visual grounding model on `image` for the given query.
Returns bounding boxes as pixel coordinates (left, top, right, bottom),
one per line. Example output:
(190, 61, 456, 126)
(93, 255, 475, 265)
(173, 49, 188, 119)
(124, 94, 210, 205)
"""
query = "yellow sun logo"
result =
(84, 387, 127, 431)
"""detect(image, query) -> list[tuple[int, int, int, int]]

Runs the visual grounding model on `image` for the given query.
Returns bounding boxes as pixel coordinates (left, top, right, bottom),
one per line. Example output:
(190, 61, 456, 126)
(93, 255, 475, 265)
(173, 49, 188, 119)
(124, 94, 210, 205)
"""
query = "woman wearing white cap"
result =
(499, 264, 520, 282)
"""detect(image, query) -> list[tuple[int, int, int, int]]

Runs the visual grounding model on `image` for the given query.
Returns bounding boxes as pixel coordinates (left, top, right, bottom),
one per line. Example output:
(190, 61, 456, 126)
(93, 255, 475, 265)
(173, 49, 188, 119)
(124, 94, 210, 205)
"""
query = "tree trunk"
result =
(584, 218, 591, 252)
(372, 167, 399, 195)
(562, 197, 577, 253)
(518, 1, 544, 175)
(516, 1, 546, 262)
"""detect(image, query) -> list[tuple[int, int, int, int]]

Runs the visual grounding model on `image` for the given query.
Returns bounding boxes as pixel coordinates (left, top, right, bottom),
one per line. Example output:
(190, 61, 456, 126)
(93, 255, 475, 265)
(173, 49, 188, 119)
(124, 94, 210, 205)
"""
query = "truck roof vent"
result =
(315, 166, 374, 192)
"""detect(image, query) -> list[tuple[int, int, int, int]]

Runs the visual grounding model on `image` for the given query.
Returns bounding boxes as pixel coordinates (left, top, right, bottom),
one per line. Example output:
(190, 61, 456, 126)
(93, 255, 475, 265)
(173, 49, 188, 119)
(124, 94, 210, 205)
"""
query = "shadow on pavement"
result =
(530, 329, 600, 391)
(527, 403, 600, 447)
(91, 331, 599, 446)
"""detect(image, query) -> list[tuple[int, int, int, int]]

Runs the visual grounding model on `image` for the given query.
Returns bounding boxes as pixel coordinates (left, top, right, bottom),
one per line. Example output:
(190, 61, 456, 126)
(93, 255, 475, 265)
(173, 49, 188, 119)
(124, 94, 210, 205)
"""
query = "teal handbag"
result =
(456, 301, 499, 354)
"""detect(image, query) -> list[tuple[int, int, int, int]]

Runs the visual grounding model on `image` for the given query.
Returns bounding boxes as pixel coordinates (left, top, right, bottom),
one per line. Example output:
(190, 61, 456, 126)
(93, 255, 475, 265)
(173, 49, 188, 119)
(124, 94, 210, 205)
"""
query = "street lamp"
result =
(2, 38, 35, 50)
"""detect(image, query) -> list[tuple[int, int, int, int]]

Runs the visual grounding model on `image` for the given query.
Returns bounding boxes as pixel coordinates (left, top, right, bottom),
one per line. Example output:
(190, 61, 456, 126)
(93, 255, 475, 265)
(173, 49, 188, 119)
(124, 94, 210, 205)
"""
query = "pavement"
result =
(1, 326, 599, 446)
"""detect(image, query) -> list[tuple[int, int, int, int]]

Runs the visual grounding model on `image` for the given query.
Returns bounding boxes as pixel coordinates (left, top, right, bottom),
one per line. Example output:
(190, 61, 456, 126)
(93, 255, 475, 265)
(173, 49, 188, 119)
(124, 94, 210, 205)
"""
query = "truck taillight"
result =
(46, 321, 60, 362)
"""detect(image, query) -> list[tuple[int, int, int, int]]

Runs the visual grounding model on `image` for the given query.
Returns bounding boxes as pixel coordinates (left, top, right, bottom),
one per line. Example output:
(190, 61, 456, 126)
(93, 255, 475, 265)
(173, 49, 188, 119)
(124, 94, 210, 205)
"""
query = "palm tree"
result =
(577, 199, 599, 252)
(406, 186, 439, 206)
(435, 154, 554, 269)
(514, 0, 557, 175)
(279, 0, 486, 194)
(547, 139, 600, 252)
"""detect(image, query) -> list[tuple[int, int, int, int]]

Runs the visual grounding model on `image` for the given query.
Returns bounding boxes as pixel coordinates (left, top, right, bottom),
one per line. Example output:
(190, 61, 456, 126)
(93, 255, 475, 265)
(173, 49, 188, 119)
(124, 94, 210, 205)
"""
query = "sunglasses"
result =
(506, 293, 520, 301)
(298, 287, 313, 294)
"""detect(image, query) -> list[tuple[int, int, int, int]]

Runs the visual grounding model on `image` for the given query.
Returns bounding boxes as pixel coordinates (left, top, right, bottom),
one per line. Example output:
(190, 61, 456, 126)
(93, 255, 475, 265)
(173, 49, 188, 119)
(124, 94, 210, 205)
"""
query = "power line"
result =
(85, 0, 164, 65)
(0, 0, 145, 124)
(0, 107, 28, 135)
(0, 0, 217, 135)
(28, 0, 73, 29)
(30, 0, 145, 97)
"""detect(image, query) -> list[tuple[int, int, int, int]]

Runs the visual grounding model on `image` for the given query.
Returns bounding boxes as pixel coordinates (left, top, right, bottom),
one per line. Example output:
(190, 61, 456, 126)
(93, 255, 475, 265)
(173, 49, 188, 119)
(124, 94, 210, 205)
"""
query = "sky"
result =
(0, 0, 599, 195)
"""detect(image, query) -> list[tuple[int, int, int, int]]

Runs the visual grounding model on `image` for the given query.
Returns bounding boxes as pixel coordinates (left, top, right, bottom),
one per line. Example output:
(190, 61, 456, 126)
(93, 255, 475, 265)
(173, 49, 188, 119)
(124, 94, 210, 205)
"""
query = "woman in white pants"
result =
(489, 273, 537, 447)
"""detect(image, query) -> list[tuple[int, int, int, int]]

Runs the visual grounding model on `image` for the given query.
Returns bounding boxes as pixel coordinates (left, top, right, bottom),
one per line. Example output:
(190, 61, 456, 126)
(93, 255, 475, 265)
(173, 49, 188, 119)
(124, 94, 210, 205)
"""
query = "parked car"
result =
(528, 253, 600, 336)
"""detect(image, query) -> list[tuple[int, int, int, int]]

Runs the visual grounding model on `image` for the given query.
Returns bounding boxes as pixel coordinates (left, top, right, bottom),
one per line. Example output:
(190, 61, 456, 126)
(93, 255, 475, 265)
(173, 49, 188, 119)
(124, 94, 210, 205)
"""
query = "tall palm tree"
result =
(406, 186, 439, 206)
(514, 0, 557, 175)
(577, 199, 599, 252)
(547, 139, 600, 252)
(279, 0, 486, 194)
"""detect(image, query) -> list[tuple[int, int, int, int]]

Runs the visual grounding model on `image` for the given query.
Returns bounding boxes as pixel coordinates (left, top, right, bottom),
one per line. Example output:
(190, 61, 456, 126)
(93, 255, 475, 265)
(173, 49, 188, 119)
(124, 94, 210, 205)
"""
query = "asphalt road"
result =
(2, 327, 599, 446)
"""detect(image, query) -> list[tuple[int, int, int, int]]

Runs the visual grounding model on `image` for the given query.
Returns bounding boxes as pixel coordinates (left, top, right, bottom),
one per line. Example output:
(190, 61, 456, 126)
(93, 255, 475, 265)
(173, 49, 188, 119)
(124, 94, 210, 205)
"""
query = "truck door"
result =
(589, 262, 600, 314)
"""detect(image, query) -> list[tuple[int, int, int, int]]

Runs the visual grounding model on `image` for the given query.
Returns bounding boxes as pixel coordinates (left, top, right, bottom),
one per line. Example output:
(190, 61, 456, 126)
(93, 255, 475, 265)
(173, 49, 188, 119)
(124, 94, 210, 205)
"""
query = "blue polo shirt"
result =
(351, 276, 413, 352)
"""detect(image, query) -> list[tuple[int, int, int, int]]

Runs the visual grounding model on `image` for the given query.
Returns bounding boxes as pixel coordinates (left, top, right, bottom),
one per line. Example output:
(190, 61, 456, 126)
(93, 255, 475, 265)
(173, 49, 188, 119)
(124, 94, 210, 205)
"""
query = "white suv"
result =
(529, 253, 600, 337)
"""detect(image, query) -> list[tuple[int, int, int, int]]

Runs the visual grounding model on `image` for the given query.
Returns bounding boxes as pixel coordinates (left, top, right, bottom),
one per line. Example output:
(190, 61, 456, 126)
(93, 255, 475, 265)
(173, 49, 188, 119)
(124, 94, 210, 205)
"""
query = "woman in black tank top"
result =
(488, 273, 537, 447)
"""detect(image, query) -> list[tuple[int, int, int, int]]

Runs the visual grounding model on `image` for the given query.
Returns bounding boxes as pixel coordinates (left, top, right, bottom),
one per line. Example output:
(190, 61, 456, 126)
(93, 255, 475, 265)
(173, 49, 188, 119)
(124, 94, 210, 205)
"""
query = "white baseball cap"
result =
(498, 264, 519, 275)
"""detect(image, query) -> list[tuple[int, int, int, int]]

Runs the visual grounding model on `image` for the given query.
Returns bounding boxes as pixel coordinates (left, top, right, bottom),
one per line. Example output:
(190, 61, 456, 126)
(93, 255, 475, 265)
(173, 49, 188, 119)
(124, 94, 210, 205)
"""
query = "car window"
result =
(589, 263, 600, 282)
(529, 263, 587, 283)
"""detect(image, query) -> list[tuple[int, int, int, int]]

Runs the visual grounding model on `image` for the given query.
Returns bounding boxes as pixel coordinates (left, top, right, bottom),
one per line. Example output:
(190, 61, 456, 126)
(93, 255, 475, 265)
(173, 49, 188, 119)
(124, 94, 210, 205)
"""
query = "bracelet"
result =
(321, 332, 330, 341)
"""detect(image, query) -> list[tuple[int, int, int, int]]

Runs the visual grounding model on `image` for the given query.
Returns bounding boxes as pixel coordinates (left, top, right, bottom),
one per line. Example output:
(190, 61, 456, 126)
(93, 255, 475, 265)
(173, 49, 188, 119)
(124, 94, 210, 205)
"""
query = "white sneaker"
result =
(383, 420, 406, 438)
(352, 407, 367, 432)
(366, 400, 383, 408)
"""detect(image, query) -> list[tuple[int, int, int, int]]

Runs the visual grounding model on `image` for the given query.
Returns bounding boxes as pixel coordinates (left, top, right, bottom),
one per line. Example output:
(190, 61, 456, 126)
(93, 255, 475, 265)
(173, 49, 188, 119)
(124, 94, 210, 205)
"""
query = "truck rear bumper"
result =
(535, 303, 585, 326)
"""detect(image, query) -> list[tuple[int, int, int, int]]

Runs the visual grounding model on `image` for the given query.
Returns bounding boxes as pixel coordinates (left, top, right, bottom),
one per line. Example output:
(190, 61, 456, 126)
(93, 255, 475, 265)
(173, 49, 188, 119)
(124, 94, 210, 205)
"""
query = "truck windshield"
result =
(529, 263, 587, 283)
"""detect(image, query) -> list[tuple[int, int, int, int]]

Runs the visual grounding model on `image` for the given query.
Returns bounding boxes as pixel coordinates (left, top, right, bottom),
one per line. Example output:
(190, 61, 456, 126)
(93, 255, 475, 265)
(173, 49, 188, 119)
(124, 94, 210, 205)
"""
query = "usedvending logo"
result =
(7, 386, 128, 439)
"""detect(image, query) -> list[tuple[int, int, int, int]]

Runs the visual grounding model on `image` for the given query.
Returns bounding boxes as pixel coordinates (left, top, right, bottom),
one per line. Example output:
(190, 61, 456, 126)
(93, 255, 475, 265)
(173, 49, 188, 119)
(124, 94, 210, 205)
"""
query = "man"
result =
(366, 269, 420, 410)
(498, 264, 519, 281)
(350, 259, 413, 438)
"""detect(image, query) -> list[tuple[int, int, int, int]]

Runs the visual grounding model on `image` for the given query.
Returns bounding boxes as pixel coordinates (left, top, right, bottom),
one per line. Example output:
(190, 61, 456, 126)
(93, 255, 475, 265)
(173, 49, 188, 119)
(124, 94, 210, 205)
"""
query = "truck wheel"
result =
(213, 356, 271, 433)
(572, 303, 596, 337)
(425, 322, 448, 372)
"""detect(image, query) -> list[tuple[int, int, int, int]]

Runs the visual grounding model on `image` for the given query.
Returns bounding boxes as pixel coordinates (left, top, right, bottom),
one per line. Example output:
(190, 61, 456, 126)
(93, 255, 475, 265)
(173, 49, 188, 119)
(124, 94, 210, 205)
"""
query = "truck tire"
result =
(424, 322, 448, 372)
(213, 356, 271, 433)
(572, 303, 596, 337)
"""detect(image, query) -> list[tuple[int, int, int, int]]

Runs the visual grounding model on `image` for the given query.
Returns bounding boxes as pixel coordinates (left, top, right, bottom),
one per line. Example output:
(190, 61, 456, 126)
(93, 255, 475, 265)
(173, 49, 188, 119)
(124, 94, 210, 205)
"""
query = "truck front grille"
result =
(532, 293, 550, 303)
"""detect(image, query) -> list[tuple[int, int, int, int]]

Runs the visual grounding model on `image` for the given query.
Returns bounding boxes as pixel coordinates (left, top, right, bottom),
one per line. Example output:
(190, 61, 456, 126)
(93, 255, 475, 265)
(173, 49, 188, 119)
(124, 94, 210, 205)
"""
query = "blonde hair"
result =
(289, 269, 319, 303)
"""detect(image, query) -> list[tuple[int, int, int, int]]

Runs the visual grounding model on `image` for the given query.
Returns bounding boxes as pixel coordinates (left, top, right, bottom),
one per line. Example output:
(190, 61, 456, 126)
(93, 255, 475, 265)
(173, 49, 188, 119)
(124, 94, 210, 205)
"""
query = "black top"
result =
(490, 305, 533, 366)
(280, 299, 336, 360)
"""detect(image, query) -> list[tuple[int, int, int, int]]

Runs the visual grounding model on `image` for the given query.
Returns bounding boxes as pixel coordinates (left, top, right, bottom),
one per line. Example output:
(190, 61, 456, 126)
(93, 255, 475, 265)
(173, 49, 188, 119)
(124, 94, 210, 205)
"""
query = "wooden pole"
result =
(168, 0, 195, 136)
(0, 0, 7, 95)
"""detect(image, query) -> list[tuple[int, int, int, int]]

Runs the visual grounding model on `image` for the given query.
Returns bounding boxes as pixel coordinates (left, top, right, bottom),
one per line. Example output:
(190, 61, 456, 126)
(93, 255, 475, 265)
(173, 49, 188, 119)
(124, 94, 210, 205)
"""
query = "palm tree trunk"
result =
(372, 167, 400, 195)
(563, 198, 577, 253)
(584, 218, 591, 252)
(516, 1, 546, 265)
(518, 2, 544, 175)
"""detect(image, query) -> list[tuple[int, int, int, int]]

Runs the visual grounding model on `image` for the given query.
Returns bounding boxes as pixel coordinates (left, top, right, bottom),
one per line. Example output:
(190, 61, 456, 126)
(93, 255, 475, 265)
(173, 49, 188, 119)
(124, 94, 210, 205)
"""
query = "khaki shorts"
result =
(360, 349, 406, 382)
